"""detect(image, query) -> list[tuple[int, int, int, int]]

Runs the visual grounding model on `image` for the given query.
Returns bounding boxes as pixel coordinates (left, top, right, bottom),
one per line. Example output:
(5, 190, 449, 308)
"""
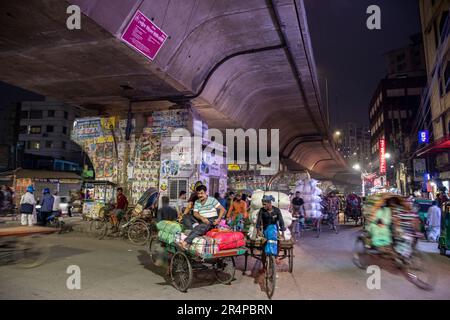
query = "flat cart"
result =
(243, 237, 294, 299)
(149, 236, 246, 293)
(0, 226, 58, 268)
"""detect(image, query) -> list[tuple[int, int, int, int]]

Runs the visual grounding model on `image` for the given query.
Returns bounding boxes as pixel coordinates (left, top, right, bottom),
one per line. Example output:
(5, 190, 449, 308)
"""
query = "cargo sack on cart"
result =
(206, 229, 245, 250)
(157, 220, 183, 245)
(264, 224, 279, 256)
(188, 236, 219, 258)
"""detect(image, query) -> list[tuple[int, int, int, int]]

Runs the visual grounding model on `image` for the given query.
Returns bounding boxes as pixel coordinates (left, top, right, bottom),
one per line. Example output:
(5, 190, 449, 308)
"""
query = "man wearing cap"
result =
(20, 186, 37, 226)
(39, 188, 55, 226)
(256, 195, 285, 265)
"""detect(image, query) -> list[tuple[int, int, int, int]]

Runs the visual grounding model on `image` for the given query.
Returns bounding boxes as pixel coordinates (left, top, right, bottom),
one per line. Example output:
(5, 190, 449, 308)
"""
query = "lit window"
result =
(30, 126, 41, 134)
(29, 141, 40, 150)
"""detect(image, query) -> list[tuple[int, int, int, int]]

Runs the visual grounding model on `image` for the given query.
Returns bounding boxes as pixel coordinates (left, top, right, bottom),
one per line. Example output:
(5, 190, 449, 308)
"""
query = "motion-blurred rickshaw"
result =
(438, 201, 450, 256)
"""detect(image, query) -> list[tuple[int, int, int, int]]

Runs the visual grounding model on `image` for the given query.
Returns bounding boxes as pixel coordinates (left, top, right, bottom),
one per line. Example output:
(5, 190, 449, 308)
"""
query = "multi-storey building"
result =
(415, 0, 450, 194)
(17, 100, 84, 170)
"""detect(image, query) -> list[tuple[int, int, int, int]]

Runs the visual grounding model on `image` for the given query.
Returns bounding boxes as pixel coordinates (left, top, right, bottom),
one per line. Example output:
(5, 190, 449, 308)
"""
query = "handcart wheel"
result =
(352, 236, 369, 269)
(214, 257, 236, 284)
(15, 236, 50, 268)
(288, 248, 294, 273)
(265, 255, 276, 299)
(405, 250, 435, 291)
(128, 220, 150, 245)
(170, 251, 193, 292)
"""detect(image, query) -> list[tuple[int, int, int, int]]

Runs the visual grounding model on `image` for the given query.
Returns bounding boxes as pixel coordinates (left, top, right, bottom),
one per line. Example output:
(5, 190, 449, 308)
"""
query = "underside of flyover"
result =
(0, 0, 359, 185)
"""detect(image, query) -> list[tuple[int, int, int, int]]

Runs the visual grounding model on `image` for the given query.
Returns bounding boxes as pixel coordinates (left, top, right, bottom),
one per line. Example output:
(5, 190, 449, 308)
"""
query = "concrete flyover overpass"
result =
(0, 0, 359, 185)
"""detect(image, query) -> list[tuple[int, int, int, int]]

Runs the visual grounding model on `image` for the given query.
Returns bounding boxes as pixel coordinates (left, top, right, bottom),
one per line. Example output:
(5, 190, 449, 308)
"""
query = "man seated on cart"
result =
(256, 195, 286, 265)
(179, 185, 226, 250)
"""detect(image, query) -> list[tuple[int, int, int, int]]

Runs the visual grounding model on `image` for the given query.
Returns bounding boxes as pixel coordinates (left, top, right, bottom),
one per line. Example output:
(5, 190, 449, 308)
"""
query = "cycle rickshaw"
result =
(90, 187, 159, 245)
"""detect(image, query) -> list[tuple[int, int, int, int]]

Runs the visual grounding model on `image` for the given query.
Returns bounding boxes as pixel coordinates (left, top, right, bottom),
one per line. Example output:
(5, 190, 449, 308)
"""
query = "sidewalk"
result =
(0, 215, 93, 235)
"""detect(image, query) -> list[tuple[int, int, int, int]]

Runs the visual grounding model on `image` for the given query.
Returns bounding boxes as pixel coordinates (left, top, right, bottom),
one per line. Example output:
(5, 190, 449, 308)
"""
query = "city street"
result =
(1, 224, 449, 300)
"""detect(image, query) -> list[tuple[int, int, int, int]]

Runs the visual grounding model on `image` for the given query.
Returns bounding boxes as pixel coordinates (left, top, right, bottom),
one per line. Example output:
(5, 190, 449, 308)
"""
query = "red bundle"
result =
(206, 229, 245, 250)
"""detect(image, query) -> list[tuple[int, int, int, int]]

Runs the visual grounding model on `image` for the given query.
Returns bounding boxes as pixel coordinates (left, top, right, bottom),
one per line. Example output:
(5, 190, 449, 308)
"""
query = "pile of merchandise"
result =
(156, 221, 245, 259)
(247, 190, 293, 241)
(69, 189, 83, 216)
(294, 178, 323, 219)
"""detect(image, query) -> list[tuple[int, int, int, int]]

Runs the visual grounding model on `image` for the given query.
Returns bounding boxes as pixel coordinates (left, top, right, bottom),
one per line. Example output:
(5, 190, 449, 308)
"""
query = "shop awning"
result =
(0, 169, 81, 180)
(416, 134, 450, 157)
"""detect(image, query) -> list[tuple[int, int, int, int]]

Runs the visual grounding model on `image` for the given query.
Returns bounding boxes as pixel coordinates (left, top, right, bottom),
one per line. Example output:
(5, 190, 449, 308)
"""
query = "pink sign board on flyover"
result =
(121, 10, 168, 61)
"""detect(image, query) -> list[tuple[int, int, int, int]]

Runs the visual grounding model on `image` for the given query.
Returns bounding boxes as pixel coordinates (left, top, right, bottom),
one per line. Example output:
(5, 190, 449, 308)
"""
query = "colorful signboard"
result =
(418, 130, 429, 144)
(413, 158, 427, 182)
(72, 117, 102, 141)
(379, 139, 386, 174)
(121, 10, 168, 61)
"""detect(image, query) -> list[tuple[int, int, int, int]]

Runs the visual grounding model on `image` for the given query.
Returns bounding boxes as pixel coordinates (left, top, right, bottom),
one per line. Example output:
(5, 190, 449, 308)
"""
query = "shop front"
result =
(0, 169, 82, 206)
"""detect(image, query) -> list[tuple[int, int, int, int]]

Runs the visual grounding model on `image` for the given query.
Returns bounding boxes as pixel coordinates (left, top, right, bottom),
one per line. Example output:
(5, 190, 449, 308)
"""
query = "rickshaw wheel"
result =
(288, 248, 294, 273)
(265, 255, 276, 299)
(405, 251, 435, 291)
(128, 221, 150, 246)
(440, 247, 447, 256)
(170, 251, 193, 292)
(352, 236, 369, 269)
(214, 257, 235, 284)
(16, 237, 50, 268)
(90, 219, 107, 239)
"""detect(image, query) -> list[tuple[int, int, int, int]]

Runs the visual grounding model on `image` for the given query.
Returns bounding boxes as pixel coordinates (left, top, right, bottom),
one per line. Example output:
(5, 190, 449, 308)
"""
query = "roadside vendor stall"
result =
(82, 180, 117, 220)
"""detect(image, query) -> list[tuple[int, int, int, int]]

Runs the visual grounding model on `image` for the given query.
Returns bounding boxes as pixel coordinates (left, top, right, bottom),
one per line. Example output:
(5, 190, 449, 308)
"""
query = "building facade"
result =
(18, 100, 84, 170)
(415, 0, 450, 194)
(369, 76, 427, 193)
(340, 123, 371, 169)
(0, 103, 20, 171)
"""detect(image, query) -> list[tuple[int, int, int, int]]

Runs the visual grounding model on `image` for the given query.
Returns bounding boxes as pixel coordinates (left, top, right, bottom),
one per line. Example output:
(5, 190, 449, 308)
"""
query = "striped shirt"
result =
(194, 197, 220, 218)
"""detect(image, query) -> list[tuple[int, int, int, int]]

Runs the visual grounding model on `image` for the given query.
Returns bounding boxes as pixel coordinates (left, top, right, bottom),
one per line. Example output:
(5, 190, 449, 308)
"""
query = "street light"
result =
(334, 131, 341, 136)
(353, 163, 367, 196)
(384, 152, 391, 159)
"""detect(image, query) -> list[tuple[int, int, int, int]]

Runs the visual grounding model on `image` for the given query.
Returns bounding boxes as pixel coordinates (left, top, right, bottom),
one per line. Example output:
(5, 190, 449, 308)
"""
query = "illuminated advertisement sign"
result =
(379, 139, 386, 174)
(418, 130, 429, 144)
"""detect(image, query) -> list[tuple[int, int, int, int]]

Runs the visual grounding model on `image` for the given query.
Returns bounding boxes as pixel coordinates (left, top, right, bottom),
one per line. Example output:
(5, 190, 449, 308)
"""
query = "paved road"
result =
(1, 224, 449, 300)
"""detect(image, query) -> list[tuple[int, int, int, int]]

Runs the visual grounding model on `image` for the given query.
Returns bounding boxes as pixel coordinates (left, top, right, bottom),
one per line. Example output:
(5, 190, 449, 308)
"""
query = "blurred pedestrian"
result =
(157, 196, 178, 222)
(214, 192, 227, 210)
(39, 188, 54, 226)
(20, 185, 36, 226)
(426, 201, 441, 242)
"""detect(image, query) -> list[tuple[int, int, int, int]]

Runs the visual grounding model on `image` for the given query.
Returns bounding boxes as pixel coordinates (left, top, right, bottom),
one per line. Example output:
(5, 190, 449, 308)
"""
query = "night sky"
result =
(304, 0, 422, 128)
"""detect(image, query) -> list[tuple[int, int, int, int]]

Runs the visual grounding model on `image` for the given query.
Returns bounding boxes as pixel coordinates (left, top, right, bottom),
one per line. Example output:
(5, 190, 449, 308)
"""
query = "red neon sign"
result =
(379, 139, 386, 174)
